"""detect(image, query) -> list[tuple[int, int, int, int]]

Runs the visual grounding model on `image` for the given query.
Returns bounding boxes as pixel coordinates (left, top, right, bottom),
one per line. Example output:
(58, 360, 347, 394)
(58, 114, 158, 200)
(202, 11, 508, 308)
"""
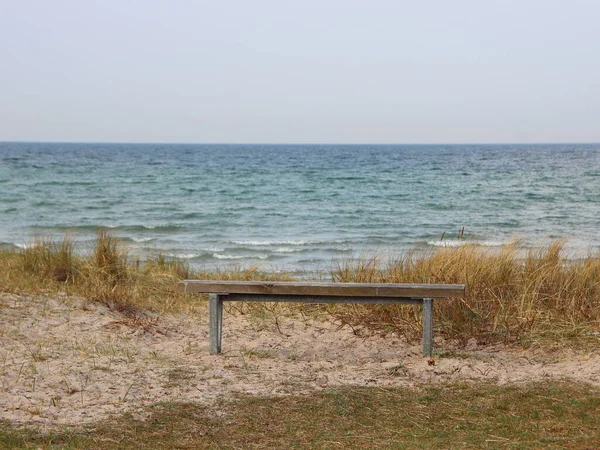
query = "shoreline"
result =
(2, 235, 600, 276)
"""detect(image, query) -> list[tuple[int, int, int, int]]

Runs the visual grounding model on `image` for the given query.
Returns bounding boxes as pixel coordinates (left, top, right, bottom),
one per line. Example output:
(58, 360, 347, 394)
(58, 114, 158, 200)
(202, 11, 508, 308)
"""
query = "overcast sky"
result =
(1, 0, 599, 144)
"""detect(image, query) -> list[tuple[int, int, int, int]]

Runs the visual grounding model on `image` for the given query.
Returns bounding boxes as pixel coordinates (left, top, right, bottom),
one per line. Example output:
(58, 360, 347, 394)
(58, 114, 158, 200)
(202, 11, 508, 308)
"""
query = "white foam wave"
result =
(232, 240, 308, 246)
(131, 237, 155, 243)
(428, 239, 504, 248)
(164, 252, 201, 259)
(213, 253, 268, 260)
(272, 247, 304, 253)
(232, 239, 352, 247)
(201, 247, 225, 253)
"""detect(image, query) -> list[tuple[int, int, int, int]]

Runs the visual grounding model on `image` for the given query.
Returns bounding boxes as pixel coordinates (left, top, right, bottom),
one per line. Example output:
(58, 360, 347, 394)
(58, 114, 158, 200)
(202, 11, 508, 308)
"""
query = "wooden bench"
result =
(177, 280, 465, 357)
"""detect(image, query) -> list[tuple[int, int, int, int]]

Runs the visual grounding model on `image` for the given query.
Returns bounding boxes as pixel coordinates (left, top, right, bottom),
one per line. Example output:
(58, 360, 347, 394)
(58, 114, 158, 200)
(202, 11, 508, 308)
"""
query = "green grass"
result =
(1, 381, 598, 449)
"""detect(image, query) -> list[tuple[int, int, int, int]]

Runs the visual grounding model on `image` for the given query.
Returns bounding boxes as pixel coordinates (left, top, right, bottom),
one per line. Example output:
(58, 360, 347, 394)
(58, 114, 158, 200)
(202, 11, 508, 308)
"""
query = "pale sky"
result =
(1, 0, 599, 144)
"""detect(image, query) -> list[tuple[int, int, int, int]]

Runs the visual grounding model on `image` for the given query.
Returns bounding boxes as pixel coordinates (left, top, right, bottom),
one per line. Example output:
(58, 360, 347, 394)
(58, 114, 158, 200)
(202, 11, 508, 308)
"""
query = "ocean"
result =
(1, 142, 599, 275)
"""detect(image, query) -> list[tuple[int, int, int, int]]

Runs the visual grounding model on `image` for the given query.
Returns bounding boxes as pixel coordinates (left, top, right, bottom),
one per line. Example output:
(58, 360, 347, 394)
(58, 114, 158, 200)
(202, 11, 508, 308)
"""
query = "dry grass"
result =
(1, 381, 598, 449)
(1, 234, 599, 345)
(0, 231, 290, 315)
(332, 240, 600, 345)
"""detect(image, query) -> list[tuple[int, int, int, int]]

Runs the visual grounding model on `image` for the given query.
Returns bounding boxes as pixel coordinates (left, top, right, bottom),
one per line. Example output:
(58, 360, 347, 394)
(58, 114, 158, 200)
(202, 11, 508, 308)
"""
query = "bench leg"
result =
(422, 298, 434, 357)
(209, 294, 223, 354)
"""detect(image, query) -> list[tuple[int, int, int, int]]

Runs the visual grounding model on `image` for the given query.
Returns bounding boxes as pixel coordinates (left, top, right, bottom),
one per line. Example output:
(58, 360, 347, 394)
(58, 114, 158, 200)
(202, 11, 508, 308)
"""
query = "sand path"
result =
(1, 292, 599, 426)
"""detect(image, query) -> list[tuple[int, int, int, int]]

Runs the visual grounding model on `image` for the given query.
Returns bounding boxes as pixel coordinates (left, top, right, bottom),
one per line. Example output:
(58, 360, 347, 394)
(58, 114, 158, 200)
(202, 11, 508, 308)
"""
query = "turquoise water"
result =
(1, 142, 599, 273)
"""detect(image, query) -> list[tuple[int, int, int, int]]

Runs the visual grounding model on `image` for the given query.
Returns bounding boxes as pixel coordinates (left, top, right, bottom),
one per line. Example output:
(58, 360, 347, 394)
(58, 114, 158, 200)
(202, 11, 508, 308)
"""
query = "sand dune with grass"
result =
(1, 291, 599, 427)
(1, 234, 599, 428)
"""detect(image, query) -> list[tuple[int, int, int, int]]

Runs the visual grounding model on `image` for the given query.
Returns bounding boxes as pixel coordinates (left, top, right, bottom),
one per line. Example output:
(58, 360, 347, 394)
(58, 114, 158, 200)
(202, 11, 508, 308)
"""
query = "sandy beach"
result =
(1, 291, 599, 428)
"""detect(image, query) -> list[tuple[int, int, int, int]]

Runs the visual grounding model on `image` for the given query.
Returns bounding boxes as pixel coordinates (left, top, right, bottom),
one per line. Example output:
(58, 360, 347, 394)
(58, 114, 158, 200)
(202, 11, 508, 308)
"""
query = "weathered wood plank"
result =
(223, 294, 423, 305)
(178, 280, 465, 298)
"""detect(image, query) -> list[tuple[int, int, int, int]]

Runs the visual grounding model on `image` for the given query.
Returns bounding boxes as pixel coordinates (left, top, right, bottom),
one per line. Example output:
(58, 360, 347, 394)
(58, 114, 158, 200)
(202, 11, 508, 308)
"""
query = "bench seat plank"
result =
(210, 294, 424, 305)
(178, 280, 465, 298)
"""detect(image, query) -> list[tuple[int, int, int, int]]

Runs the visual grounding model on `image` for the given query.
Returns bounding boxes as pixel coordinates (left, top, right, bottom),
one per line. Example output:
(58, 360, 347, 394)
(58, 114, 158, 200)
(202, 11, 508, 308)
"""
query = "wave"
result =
(213, 253, 268, 260)
(427, 239, 504, 248)
(199, 246, 225, 253)
(232, 239, 309, 246)
(163, 252, 204, 260)
(31, 224, 186, 233)
(130, 237, 156, 243)
(30, 180, 97, 187)
(272, 247, 308, 253)
(120, 224, 186, 232)
(325, 247, 354, 253)
(231, 239, 352, 247)
(5, 242, 32, 249)
(0, 241, 22, 250)
(30, 224, 118, 232)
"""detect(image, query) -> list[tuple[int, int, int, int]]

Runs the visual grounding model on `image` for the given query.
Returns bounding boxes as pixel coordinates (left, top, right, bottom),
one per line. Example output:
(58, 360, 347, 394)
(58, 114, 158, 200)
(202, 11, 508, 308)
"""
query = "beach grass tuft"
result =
(0, 231, 290, 315)
(19, 235, 79, 283)
(332, 240, 600, 346)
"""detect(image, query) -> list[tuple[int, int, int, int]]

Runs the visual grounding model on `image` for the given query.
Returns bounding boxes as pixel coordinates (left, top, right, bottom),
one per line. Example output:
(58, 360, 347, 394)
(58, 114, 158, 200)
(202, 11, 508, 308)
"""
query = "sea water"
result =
(1, 142, 599, 274)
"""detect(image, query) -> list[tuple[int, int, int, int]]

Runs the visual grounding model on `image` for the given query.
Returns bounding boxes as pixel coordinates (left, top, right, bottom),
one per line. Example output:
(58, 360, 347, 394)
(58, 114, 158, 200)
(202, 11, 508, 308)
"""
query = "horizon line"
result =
(2, 140, 600, 146)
